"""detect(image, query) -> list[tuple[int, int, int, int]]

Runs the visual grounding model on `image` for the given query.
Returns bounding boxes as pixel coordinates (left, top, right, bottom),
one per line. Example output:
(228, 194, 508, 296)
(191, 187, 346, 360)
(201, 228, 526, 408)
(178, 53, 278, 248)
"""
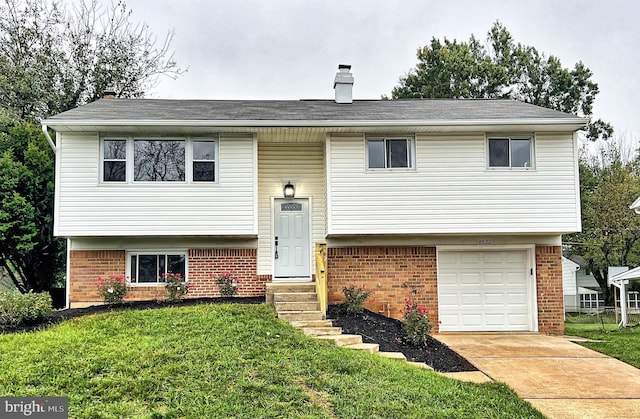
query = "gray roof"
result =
(44, 98, 583, 123)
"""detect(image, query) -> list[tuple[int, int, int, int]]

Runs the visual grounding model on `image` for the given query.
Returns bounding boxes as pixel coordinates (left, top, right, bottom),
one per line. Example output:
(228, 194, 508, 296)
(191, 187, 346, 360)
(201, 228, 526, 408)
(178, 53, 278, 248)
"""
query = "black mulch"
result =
(328, 305, 477, 373)
(1, 297, 264, 334)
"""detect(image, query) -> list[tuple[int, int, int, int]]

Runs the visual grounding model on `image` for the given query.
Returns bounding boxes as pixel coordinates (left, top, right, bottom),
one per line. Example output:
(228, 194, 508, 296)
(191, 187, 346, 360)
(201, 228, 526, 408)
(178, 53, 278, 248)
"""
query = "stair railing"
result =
(315, 242, 328, 317)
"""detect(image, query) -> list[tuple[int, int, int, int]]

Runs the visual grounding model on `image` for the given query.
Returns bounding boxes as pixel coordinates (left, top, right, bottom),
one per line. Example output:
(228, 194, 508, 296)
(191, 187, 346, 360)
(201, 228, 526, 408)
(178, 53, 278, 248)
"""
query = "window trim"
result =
(100, 136, 218, 184)
(127, 250, 188, 286)
(486, 134, 535, 170)
(365, 136, 415, 170)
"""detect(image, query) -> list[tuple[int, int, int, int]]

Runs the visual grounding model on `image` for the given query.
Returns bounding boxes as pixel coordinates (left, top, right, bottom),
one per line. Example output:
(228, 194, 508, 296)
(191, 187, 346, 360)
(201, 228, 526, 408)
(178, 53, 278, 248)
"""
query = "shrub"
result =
(341, 284, 371, 314)
(214, 272, 239, 297)
(96, 276, 128, 305)
(0, 291, 53, 329)
(401, 298, 432, 346)
(163, 273, 189, 301)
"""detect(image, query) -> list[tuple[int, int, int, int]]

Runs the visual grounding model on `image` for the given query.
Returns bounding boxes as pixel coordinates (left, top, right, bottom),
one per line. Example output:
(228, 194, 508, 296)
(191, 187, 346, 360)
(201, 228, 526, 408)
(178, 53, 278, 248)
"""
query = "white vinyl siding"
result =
(55, 133, 256, 236)
(327, 133, 579, 235)
(257, 143, 326, 276)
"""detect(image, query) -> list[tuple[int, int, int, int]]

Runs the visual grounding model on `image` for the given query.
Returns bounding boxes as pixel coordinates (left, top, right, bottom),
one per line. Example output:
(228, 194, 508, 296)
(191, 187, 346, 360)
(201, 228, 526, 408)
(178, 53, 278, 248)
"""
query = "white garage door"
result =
(438, 250, 533, 332)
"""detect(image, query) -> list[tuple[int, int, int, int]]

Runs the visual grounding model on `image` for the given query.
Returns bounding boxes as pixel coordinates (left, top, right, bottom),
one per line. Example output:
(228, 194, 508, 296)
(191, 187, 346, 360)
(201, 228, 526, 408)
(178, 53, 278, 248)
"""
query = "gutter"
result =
(41, 124, 57, 153)
(40, 117, 589, 130)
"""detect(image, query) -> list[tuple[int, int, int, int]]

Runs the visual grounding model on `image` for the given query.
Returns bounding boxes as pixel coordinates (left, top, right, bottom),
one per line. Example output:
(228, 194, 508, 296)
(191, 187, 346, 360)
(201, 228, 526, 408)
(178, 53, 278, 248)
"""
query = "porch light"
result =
(283, 181, 295, 198)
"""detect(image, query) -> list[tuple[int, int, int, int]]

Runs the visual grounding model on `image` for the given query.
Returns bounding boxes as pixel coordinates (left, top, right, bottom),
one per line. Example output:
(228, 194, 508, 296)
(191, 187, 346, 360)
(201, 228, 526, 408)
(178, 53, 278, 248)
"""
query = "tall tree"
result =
(0, 0, 184, 292)
(0, 0, 184, 119)
(565, 142, 640, 303)
(392, 21, 612, 141)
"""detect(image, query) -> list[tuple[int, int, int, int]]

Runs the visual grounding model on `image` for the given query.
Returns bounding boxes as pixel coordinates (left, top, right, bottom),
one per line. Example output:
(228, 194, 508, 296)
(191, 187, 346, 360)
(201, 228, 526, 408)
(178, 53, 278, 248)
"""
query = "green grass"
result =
(565, 322, 640, 369)
(0, 304, 543, 418)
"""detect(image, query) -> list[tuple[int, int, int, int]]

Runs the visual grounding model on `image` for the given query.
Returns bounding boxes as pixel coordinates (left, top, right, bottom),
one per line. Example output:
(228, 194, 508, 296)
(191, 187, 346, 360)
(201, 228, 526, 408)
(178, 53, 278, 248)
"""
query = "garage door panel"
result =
(461, 293, 482, 305)
(438, 250, 533, 332)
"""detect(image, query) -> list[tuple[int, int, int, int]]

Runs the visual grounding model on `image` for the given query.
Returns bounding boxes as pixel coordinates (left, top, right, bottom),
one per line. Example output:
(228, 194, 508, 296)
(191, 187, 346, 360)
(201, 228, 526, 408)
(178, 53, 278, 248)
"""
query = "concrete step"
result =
(273, 292, 318, 303)
(289, 320, 334, 328)
(316, 334, 363, 346)
(278, 311, 324, 321)
(406, 361, 433, 370)
(344, 343, 380, 353)
(266, 282, 316, 304)
(275, 301, 320, 312)
(302, 327, 342, 336)
(377, 352, 407, 361)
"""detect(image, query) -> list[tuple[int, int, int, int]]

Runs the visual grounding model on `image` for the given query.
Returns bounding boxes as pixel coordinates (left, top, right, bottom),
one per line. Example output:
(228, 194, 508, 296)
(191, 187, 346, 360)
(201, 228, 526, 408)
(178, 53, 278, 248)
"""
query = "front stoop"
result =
(271, 282, 432, 370)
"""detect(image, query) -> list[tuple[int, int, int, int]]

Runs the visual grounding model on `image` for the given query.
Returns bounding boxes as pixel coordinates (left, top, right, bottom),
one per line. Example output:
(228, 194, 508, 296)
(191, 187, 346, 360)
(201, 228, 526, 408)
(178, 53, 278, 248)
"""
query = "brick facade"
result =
(327, 247, 439, 332)
(327, 245, 565, 336)
(535, 245, 564, 335)
(68, 248, 262, 307)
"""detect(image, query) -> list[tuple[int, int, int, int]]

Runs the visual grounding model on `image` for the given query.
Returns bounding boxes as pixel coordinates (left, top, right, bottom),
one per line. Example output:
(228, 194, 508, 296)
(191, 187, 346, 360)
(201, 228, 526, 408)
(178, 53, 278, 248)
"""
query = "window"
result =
(103, 139, 127, 181)
(101, 137, 217, 183)
(580, 293, 604, 310)
(135, 140, 185, 181)
(129, 252, 186, 284)
(367, 137, 414, 169)
(488, 136, 533, 168)
(193, 140, 216, 182)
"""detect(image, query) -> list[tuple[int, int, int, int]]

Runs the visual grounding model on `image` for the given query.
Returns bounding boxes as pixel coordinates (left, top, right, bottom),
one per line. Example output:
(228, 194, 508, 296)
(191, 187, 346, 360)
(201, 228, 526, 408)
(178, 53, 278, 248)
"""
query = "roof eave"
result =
(41, 117, 589, 131)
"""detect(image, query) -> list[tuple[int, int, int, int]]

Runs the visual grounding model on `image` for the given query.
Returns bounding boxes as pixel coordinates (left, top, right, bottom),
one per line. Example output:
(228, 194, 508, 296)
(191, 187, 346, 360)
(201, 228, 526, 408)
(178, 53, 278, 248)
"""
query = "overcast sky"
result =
(124, 0, 640, 137)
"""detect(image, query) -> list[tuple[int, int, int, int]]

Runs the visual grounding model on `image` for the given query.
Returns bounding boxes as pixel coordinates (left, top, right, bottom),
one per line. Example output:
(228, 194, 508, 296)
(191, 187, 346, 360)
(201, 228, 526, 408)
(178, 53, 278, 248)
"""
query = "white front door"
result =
(274, 198, 310, 279)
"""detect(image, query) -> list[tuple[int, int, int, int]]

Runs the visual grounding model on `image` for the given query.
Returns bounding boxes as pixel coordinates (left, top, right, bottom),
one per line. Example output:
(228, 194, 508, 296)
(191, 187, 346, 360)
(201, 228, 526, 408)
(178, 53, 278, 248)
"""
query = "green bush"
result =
(401, 298, 432, 346)
(96, 276, 128, 305)
(341, 284, 372, 314)
(0, 291, 53, 329)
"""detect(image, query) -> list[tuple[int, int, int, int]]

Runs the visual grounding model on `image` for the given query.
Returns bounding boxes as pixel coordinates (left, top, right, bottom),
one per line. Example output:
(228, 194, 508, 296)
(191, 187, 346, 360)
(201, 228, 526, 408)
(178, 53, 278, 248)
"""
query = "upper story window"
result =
(488, 136, 534, 169)
(102, 137, 217, 183)
(193, 140, 216, 182)
(103, 139, 127, 181)
(367, 137, 414, 169)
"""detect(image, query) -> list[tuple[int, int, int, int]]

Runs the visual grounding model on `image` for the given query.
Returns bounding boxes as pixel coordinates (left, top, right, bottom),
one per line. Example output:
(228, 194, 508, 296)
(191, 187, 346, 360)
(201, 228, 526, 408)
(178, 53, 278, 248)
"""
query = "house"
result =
(562, 256, 581, 312)
(42, 65, 587, 335)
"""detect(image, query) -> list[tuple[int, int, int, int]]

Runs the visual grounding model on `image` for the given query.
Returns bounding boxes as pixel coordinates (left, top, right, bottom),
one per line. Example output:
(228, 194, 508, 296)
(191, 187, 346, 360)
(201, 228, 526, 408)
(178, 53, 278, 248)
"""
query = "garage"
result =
(437, 249, 535, 332)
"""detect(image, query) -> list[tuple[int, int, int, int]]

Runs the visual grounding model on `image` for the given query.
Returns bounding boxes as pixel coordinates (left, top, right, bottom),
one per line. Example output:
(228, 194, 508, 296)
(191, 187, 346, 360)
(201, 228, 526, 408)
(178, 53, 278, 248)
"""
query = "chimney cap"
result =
(103, 87, 117, 99)
(338, 64, 351, 70)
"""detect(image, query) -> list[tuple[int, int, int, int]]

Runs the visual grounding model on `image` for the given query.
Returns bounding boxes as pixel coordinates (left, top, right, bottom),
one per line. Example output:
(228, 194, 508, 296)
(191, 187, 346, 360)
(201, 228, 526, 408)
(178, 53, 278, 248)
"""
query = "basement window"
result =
(129, 252, 187, 284)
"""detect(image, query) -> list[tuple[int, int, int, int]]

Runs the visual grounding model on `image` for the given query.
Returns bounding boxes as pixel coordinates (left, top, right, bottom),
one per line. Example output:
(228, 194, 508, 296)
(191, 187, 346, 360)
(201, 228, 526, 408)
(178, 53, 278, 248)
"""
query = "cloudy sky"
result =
(124, 0, 639, 137)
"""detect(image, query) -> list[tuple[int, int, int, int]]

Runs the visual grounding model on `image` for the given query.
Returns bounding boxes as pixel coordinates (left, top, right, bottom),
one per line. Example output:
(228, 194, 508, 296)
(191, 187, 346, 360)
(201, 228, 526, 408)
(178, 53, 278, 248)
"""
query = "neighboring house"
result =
(562, 256, 581, 312)
(42, 65, 587, 335)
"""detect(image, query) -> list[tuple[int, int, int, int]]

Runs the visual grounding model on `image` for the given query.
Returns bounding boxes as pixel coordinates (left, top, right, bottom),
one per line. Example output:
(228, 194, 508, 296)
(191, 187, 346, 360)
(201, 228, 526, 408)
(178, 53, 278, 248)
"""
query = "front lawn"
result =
(565, 322, 640, 369)
(0, 303, 543, 418)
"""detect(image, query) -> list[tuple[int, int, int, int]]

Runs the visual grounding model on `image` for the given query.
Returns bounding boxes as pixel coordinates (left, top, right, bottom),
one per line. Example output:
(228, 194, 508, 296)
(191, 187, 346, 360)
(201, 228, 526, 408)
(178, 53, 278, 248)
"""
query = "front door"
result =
(274, 198, 310, 280)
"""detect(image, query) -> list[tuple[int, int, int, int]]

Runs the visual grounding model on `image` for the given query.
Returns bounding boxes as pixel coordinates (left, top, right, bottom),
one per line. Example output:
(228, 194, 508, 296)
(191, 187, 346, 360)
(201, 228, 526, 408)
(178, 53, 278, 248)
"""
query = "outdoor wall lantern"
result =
(283, 181, 295, 198)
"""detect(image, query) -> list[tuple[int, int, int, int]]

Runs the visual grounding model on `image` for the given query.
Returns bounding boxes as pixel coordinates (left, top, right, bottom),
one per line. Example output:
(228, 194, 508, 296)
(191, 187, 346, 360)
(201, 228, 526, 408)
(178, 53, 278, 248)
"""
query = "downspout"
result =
(41, 124, 56, 153)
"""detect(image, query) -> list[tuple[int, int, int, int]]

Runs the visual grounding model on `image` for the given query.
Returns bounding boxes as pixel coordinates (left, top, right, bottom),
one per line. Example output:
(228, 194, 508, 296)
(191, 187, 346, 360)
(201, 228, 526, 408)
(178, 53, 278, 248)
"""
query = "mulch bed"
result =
(328, 305, 477, 372)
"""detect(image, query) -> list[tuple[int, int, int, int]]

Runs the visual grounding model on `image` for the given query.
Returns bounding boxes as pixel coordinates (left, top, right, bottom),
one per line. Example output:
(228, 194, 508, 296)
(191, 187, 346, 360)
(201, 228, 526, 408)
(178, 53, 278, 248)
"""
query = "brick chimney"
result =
(333, 64, 354, 104)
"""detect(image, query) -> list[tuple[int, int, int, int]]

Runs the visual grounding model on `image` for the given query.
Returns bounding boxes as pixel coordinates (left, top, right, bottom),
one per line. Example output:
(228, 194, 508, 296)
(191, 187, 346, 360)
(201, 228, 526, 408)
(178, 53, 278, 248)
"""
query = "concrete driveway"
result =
(435, 333, 640, 419)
